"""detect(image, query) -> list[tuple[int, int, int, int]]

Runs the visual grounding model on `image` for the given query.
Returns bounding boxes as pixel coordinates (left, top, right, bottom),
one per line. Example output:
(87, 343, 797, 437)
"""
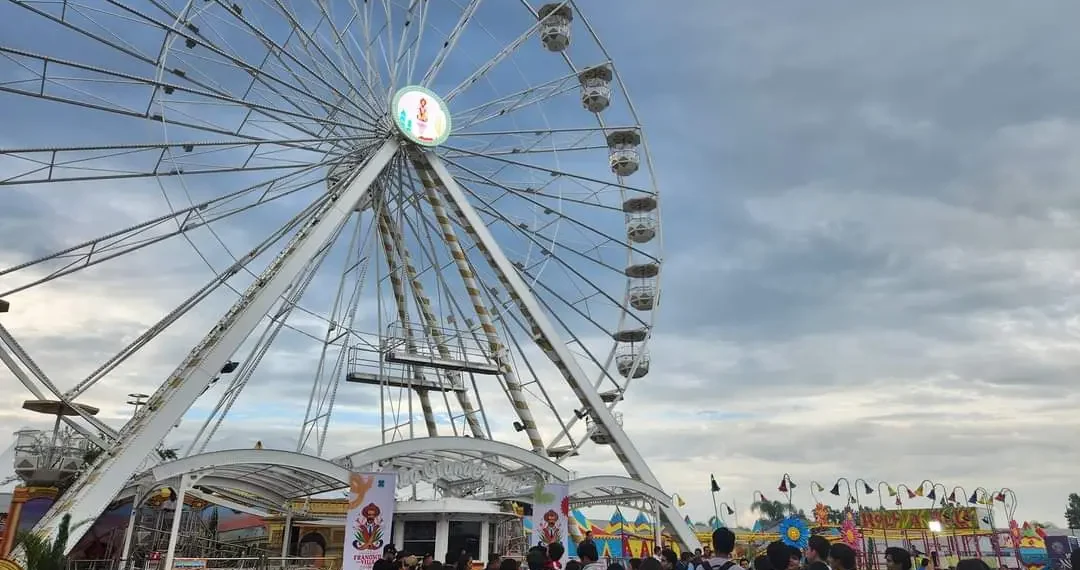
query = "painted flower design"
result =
(813, 503, 830, 527)
(840, 518, 862, 551)
(779, 516, 810, 549)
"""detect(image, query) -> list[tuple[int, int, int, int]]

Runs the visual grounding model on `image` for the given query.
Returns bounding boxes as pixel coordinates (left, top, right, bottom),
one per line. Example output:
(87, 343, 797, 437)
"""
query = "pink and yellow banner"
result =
(343, 472, 397, 570)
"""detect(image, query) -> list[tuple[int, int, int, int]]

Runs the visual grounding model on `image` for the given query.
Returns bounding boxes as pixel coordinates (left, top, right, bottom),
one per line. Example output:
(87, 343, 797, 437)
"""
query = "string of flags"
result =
(671, 476, 1015, 511)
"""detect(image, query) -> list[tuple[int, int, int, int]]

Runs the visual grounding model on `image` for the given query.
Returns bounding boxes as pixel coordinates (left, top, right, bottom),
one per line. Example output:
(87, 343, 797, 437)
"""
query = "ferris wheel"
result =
(0, 0, 686, 551)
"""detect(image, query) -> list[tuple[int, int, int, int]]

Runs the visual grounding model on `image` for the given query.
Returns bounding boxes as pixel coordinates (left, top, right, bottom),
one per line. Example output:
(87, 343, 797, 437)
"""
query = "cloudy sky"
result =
(3, 0, 1080, 532)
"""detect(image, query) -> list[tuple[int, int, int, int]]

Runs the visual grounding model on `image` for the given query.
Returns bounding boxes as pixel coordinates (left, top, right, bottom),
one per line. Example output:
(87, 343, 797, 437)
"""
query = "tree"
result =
(751, 499, 796, 525)
(16, 513, 71, 570)
(1065, 493, 1080, 529)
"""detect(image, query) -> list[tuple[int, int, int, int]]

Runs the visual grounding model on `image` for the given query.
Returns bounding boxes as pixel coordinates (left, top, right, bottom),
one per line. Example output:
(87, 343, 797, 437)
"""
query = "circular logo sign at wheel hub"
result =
(392, 86, 452, 147)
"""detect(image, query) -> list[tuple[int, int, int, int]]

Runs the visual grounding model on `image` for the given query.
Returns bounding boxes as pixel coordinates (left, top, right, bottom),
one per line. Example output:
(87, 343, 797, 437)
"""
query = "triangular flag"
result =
(725, 505, 735, 516)
(907, 488, 917, 499)
(759, 492, 769, 502)
(863, 481, 874, 495)
(830, 482, 841, 496)
(888, 485, 897, 497)
(677, 495, 686, 508)
(948, 491, 957, 503)
(813, 482, 825, 492)
(710, 474, 720, 493)
(895, 496, 902, 506)
(995, 492, 1006, 502)
(968, 491, 978, 504)
(914, 486, 924, 497)
(927, 489, 937, 501)
(779, 478, 788, 493)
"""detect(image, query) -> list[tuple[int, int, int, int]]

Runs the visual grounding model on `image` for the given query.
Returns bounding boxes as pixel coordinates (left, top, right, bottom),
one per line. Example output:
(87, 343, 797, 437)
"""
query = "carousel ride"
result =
(0, 0, 694, 566)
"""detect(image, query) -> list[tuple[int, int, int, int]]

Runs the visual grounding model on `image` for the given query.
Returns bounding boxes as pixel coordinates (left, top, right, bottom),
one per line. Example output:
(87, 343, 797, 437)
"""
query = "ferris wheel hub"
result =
(391, 85, 452, 147)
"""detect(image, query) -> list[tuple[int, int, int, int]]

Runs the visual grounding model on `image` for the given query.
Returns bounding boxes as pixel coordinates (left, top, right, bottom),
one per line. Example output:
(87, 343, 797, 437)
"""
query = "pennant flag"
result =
(948, 491, 957, 503)
(927, 489, 937, 501)
(914, 486, 924, 497)
(907, 488, 917, 499)
(676, 495, 686, 508)
(710, 474, 720, 493)
(779, 478, 789, 493)
(968, 491, 979, 504)
(848, 495, 857, 505)
(829, 482, 841, 496)
(895, 496, 902, 506)
(995, 492, 1006, 502)
(813, 482, 825, 493)
(887, 485, 897, 497)
(725, 505, 735, 516)
(759, 492, 768, 502)
(862, 481, 874, 495)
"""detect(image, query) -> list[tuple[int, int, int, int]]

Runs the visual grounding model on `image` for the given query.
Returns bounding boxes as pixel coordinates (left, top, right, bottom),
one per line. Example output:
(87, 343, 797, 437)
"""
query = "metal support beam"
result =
(18, 138, 400, 558)
(422, 152, 700, 550)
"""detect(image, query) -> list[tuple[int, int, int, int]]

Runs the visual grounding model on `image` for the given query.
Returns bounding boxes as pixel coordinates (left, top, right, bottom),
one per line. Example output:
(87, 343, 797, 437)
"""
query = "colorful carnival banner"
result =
(1044, 535, 1078, 570)
(860, 507, 979, 530)
(531, 483, 570, 561)
(344, 472, 397, 570)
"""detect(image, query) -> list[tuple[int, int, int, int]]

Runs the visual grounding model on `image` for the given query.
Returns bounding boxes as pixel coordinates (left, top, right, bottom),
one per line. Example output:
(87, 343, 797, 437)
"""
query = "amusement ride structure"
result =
(0, 0, 696, 564)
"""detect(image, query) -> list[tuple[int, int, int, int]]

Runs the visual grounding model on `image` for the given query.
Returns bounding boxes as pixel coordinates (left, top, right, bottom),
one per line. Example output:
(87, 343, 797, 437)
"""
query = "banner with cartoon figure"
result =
(344, 472, 397, 570)
(530, 483, 570, 561)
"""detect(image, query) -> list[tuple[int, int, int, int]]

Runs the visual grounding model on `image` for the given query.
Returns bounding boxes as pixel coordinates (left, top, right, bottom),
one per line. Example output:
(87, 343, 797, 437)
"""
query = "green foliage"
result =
(751, 499, 796, 524)
(1065, 493, 1080, 529)
(16, 513, 71, 570)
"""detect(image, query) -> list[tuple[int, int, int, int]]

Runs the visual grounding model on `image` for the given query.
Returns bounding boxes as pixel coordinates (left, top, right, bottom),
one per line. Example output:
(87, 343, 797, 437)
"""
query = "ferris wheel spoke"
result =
(0, 136, 343, 186)
(441, 9, 547, 103)
(0, 160, 331, 296)
(448, 66, 586, 132)
(419, 0, 482, 88)
(306, 0, 387, 120)
(108, 0, 375, 128)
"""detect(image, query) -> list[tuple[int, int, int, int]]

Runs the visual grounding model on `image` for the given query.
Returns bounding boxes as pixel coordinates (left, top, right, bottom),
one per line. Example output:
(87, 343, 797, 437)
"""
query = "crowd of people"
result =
(368, 527, 1080, 570)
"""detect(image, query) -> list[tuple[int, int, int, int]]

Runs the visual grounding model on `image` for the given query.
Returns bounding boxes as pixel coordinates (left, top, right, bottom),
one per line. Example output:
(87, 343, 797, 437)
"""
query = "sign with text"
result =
(343, 472, 397, 570)
(860, 507, 979, 530)
(530, 483, 569, 562)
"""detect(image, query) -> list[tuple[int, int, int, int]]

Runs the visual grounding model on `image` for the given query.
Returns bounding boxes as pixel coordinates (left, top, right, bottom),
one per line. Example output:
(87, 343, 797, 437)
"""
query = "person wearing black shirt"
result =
(806, 536, 830, 570)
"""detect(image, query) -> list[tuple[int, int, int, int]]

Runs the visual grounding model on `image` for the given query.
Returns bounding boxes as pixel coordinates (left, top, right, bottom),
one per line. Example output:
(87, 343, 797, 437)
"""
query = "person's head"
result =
(640, 560, 663, 570)
(499, 560, 519, 570)
(566, 563, 582, 570)
(828, 544, 856, 570)
(586, 531, 593, 540)
(489, 554, 502, 565)
(954, 561, 990, 570)
(753, 554, 772, 570)
(424, 555, 435, 567)
(526, 547, 548, 570)
(456, 554, 473, 570)
(766, 541, 790, 570)
(661, 549, 679, 570)
(712, 527, 737, 556)
(547, 541, 565, 563)
(885, 548, 912, 570)
(703, 547, 713, 558)
(405, 556, 420, 569)
(578, 542, 599, 564)
(739, 560, 749, 569)
(385, 545, 399, 561)
(431, 562, 443, 570)
(694, 550, 703, 558)
(807, 536, 830, 563)
(787, 546, 802, 570)
(629, 558, 643, 570)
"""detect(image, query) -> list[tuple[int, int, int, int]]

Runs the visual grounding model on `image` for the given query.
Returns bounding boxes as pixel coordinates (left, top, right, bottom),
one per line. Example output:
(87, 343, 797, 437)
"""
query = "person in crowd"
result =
(659, 549, 679, 570)
(487, 553, 502, 570)
(609, 563, 625, 570)
(578, 541, 606, 570)
(456, 554, 474, 570)
(566, 562, 582, 570)
(884, 547, 912, 570)
(954, 561, 990, 570)
(738, 561, 749, 569)
(827, 543, 856, 570)
(752, 555, 771, 570)
(580, 531, 596, 552)
(680, 551, 695, 570)
(805, 536, 830, 570)
(375, 545, 398, 570)
(629, 559, 643, 570)
(423, 554, 435, 570)
(707, 527, 745, 570)
(500, 560, 520, 570)
(640, 559, 663, 570)
(766, 541, 790, 570)
(431, 562, 444, 570)
(786, 546, 801, 570)
(527, 546, 549, 570)
(547, 542, 566, 570)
